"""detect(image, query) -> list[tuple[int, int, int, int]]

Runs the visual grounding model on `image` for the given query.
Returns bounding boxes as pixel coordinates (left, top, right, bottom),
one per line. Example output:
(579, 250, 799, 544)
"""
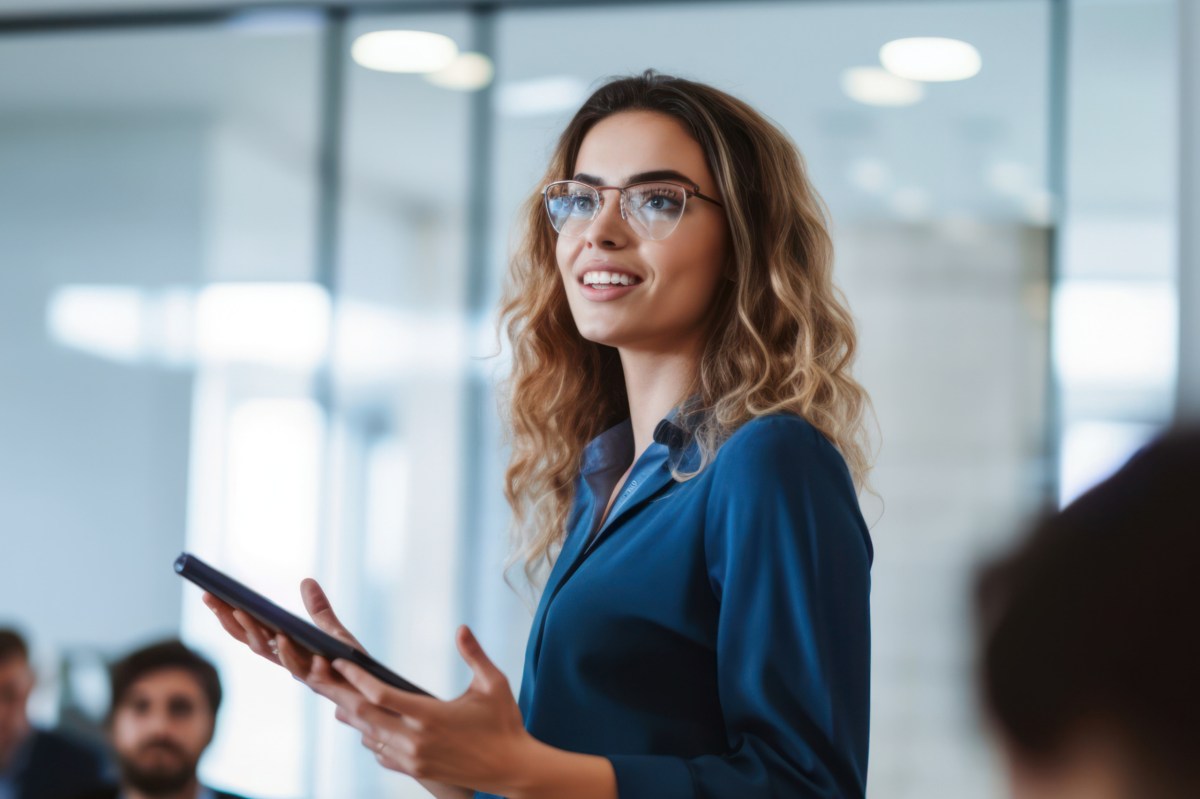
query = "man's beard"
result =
(117, 739, 199, 797)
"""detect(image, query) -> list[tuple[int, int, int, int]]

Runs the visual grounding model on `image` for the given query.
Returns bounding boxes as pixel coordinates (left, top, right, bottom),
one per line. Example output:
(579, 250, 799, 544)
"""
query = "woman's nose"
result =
(583, 188, 631, 248)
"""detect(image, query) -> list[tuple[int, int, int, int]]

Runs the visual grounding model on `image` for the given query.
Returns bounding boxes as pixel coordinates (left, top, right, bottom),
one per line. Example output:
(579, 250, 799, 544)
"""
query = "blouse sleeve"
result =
(607, 415, 873, 798)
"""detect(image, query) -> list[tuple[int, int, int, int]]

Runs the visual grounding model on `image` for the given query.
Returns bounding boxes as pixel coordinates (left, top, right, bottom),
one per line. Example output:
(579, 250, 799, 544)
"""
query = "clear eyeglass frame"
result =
(542, 179, 724, 241)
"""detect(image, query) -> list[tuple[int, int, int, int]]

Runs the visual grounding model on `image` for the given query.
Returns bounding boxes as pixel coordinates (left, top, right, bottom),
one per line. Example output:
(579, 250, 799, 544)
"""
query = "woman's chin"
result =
(575, 324, 633, 349)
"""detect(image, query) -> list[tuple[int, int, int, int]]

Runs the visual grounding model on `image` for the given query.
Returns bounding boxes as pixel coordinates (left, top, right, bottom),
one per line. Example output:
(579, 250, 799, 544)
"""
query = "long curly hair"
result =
(498, 71, 875, 589)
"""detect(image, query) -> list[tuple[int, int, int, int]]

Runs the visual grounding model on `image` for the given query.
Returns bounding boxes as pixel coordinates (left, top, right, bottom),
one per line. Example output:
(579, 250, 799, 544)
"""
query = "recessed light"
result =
(880, 37, 982, 82)
(841, 67, 923, 107)
(351, 30, 458, 74)
(425, 52, 494, 91)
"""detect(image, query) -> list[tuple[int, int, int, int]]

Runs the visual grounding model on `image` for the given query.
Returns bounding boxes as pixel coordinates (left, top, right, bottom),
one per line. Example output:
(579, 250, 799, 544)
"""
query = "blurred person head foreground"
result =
(976, 429, 1200, 799)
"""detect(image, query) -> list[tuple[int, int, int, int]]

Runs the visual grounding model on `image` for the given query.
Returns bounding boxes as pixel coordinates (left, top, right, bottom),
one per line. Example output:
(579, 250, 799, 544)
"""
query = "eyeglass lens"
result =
(544, 181, 688, 241)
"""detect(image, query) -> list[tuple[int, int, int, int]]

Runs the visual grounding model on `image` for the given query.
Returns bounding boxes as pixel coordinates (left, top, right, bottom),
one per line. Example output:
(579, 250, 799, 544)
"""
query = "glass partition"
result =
(0, 15, 324, 797)
(319, 9, 487, 797)
(1054, 0, 1178, 504)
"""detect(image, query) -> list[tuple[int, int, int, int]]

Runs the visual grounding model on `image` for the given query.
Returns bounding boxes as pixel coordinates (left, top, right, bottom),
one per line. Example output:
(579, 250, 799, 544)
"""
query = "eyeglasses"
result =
(542, 179, 724, 241)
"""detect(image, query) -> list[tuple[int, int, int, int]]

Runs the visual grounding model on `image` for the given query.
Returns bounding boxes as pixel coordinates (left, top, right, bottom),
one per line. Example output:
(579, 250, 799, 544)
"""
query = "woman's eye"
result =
(636, 190, 681, 213)
(570, 195, 595, 214)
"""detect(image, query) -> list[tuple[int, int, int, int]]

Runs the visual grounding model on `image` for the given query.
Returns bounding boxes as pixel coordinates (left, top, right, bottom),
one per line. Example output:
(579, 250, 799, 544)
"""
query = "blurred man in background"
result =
(975, 429, 1200, 799)
(0, 628, 108, 799)
(74, 639, 249, 799)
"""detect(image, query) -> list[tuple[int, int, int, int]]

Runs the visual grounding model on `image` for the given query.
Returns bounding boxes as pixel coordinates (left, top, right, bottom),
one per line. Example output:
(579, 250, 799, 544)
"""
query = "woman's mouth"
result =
(579, 270, 643, 301)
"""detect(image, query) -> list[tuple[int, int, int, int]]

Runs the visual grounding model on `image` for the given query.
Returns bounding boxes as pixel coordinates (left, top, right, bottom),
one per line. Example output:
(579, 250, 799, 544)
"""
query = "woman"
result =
(206, 71, 875, 799)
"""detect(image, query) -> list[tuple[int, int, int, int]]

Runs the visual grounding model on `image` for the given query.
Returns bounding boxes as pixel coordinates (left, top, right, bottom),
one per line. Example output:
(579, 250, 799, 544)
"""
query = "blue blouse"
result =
(477, 412, 872, 798)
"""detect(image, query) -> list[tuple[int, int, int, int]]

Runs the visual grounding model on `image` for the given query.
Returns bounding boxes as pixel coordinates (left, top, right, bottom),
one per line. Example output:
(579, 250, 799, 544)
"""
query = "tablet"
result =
(174, 552, 432, 697)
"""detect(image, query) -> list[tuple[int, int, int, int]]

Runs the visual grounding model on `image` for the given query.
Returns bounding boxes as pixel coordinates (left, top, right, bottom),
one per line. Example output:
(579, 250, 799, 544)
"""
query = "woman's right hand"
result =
(201, 580, 474, 799)
(201, 577, 364, 680)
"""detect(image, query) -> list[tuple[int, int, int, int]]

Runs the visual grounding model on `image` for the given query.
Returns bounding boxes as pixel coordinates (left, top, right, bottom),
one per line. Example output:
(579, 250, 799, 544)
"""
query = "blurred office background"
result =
(0, 0, 1193, 796)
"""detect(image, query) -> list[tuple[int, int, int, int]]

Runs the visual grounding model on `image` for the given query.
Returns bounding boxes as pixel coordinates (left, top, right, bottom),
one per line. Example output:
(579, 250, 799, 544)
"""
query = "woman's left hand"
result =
(321, 624, 539, 796)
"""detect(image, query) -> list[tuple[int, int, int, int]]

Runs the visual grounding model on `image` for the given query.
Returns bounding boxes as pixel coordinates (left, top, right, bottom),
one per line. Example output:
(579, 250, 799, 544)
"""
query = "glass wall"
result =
(0, 15, 324, 797)
(317, 9, 495, 798)
(0, 1, 1182, 797)
(1053, 0, 1178, 504)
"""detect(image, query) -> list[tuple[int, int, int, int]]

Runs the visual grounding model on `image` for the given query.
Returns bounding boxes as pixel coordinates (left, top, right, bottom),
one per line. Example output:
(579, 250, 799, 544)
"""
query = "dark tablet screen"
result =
(174, 552, 431, 696)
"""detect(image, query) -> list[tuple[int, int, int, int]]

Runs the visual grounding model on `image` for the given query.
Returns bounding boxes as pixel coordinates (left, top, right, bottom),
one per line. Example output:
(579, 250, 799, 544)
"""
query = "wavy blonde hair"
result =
(498, 71, 875, 589)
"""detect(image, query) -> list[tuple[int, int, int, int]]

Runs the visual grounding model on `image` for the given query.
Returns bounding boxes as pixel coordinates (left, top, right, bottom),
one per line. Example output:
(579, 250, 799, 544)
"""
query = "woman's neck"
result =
(617, 345, 700, 460)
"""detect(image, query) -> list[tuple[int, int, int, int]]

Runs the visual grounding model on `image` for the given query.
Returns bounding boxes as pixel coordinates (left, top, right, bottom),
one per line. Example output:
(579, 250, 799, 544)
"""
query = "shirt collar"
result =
(580, 400, 700, 478)
(652, 415, 690, 452)
(580, 418, 634, 477)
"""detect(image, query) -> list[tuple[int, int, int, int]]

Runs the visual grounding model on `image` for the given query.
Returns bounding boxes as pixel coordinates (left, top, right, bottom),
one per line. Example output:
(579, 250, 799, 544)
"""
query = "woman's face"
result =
(556, 110, 730, 356)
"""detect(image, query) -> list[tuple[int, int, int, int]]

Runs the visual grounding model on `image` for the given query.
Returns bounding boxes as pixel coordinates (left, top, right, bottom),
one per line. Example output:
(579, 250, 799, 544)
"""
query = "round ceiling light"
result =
(880, 37, 982, 82)
(351, 30, 458, 74)
(425, 52, 494, 91)
(841, 67, 924, 107)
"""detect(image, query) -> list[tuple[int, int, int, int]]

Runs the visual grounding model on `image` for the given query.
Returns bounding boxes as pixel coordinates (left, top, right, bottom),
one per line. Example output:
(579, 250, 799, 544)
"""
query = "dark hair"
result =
(0, 628, 29, 663)
(110, 639, 221, 717)
(976, 429, 1200, 793)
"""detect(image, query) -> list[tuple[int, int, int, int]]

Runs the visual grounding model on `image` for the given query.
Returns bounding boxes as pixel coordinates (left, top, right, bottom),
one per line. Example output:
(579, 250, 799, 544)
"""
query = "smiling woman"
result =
(549, 111, 731, 357)
(206, 70, 875, 799)
(503, 72, 872, 586)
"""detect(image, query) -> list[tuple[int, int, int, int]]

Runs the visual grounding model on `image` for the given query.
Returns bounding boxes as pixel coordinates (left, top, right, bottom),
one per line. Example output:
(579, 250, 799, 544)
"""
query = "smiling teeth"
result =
(582, 271, 640, 286)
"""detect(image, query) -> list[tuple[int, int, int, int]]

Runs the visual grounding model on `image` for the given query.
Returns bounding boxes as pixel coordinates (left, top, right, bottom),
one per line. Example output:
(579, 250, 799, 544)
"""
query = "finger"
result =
(202, 595, 251, 646)
(233, 609, 280, 665)
(334, 699, 413, 742)
(298, 655, 372, 710)
(299, 579, 365, 650)
(456, 626, 507, 693)
(274, 634, 315, 680)
(332, 659, 437, 719)
(228, 607, 271, 644)
(201, 592, 228, 613)
(359, 732, 413, 775)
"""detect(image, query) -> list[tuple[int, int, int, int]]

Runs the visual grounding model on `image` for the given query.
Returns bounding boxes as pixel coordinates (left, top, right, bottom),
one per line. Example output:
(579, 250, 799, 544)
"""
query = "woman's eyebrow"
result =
(626, 169, 697, 185)
(572, 169, 698, 186)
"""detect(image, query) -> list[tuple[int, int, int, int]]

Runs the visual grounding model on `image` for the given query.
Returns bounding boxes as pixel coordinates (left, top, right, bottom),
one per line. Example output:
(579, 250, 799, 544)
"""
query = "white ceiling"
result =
(0, 0, 1178, 222)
